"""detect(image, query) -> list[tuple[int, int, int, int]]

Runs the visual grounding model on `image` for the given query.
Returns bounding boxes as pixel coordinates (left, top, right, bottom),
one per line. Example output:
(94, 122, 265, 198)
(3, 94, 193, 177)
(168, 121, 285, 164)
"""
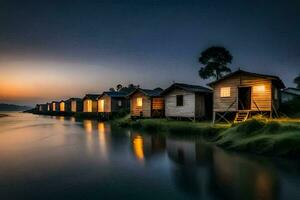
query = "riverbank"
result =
(117, 117, 300, 157)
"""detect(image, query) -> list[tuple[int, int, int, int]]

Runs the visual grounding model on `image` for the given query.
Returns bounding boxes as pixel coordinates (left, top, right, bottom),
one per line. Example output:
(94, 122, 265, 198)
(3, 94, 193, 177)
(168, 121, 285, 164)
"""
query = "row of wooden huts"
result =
(36, 70, 291, 123)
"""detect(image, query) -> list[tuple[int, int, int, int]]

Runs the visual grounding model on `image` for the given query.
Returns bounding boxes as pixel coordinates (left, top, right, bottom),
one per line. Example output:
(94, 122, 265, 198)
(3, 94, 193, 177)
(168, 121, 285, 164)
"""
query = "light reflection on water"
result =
(0, 113, 299, 200)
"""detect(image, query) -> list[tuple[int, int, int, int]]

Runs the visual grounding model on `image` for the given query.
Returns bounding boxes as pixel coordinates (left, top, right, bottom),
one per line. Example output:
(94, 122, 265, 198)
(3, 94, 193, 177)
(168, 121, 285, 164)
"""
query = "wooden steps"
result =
(234, 111, 250, 123)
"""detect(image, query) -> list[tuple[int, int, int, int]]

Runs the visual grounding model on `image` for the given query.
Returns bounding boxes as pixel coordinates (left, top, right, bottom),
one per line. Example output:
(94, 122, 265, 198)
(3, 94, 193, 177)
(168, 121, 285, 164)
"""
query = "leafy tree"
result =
(198, 46, 233, 80)
(116, 84, 123, 91)
(109, 88, 115, 92)
(294, 74, 300, 89)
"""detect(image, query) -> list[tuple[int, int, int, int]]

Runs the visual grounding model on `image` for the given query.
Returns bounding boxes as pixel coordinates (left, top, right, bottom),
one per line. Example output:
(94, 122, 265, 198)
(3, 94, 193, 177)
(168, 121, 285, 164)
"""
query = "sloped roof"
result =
(83, 94, 101, 100)
(161, 83, 212, 95)
(127, 88, 163, 97)
(68, 97, 82, 102)
(100, 91, 128, 98)
(208, 69, 285, 88)
(282, 88, 300, 96)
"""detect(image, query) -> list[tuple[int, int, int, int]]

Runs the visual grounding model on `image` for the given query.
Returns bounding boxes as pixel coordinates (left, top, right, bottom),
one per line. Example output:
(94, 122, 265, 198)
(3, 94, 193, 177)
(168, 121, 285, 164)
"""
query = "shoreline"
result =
(117, 117, 300, 158)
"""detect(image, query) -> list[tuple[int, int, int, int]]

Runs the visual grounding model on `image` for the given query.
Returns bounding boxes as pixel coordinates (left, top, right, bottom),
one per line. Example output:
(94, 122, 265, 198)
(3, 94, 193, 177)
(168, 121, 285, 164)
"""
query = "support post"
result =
(212, 111, 216, 124)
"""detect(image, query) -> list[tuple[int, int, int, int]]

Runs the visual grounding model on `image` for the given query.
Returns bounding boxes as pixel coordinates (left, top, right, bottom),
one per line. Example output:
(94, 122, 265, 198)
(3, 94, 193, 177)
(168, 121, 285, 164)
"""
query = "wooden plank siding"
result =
(212, 74, 273, 112)
(83, 99, 98, 112)
(165, 89, 196, 118)
(98, 95, 111, 113)
(130, 91, 151, 117)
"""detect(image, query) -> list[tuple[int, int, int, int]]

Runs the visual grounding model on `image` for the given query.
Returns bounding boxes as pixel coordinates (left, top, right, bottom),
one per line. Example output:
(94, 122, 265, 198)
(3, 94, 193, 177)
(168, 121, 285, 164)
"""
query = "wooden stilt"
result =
(212, 111, 216, 124)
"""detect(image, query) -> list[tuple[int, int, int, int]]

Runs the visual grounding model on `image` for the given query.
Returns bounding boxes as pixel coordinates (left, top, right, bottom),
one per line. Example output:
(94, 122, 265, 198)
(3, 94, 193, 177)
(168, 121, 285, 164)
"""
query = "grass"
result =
(117, 116, 300, 157)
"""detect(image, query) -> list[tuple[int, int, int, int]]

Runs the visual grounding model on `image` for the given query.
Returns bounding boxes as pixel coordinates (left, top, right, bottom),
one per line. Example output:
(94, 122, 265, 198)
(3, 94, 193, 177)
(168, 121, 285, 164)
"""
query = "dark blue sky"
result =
(1, 0, 300, 105)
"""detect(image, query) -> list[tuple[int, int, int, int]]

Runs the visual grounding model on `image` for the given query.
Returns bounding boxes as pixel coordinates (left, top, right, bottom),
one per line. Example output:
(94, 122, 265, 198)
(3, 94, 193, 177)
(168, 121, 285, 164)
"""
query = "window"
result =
(60, 102, 65, 112)
(220, 87, 231, 97)
(98, 99, 105, 112)
(176, 95, 183, 106)
(137, 97, 143, 107)
(118, 100, 122, 107)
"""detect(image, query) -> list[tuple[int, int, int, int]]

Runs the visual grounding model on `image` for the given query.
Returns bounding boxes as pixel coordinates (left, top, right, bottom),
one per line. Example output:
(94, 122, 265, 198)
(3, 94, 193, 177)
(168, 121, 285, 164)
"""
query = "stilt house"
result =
(208, 70, 285, 123)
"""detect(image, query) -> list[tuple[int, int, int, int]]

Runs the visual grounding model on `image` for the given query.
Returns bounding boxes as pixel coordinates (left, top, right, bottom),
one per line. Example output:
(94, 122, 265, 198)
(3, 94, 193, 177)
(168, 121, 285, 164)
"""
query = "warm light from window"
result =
(60, 102, 65, 112)
(254, 85, 265, 93)
(220, 87, 231, 97)
(85, 100, 93, 112)
(71, 101, 76, 112)
(98, 99, 105, 112)
(47, 104, 50, 111)
(137, 97, 143, 107)
(52, 103, 56, 111)
(133, 135, 144, 160)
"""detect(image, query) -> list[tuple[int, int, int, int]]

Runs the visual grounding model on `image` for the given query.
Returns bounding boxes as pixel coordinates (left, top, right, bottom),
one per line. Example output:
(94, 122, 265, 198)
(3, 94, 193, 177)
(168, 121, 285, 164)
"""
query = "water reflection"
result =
(130, 132, 166, 162)
(0, 114, 299, 200)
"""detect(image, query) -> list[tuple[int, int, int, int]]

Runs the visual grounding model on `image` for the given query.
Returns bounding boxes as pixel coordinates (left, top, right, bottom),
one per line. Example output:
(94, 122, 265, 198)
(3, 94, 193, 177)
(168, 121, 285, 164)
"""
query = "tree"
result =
(116, 84, 123, 91)
(198, 46, 233, 80)
(109, 88, 115, 92)
(294, 74, 300, 89)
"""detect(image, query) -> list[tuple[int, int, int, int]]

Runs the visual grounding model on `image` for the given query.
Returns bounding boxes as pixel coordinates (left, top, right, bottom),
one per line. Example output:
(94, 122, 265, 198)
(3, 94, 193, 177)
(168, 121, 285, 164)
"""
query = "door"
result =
(238, 87, 251, 110)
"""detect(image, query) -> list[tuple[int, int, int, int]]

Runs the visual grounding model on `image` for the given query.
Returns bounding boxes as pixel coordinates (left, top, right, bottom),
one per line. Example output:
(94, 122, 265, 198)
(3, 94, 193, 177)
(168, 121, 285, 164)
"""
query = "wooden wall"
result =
(212, 74, 273, 112)
(111, 97, 129, 112)
(130, 91, 151, 117)
(195, 93, 206, 118)
(164, 89, 196, 118)
(98, 95, 111, 113)
(83, 99, 98, 112)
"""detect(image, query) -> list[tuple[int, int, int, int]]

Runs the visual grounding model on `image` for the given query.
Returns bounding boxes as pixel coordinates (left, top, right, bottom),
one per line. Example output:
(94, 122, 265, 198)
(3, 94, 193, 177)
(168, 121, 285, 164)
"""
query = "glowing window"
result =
(60, 102, 65, 112)
(52, 103, 56, 111)
(253, 85, 265, 93)
(47, 104, 50, 111)
(136, 97, 143, 107)
(85, 100, 93, 112)
(98, 99, 105, 112)
(220, 87, 231, 97)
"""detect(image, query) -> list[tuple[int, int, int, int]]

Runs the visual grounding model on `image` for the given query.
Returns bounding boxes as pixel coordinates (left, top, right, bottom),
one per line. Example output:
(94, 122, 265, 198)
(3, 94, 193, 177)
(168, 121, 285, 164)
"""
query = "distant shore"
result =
(0, 114, 9, 118)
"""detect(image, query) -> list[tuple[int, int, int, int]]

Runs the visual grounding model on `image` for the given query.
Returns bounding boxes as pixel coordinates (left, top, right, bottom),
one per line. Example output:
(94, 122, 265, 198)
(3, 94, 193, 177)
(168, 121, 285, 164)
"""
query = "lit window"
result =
(253, 85, 265, 93)
(137, 97, 143, 107)
(60, 102, 65, 112)
(118, 100, 122, 107)
(98, 99, 105, 112)
(220, 87, 231, 97)
(52, 103, 56, 111)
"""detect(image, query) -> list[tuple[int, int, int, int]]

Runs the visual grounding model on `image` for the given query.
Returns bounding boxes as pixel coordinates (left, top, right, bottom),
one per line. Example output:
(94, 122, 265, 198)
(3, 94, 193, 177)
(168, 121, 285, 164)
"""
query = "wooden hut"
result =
(208, 70, 285, 123)
(51, 101, 60, 112)
(69, 98, 83, 113)
(161, 83, 212, 120)
(128, 88, 164, 118)
(83, 94, 100, 113)
(97, 91, 130, 114)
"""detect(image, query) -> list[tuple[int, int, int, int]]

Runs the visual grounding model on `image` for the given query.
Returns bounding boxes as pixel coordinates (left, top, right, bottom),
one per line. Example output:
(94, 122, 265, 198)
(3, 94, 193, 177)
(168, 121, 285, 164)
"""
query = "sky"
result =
(0, 0, 299, 106)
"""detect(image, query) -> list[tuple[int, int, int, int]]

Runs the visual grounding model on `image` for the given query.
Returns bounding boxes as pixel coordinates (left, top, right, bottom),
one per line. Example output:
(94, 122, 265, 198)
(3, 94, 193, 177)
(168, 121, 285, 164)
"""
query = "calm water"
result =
(0, 113, 299, 200)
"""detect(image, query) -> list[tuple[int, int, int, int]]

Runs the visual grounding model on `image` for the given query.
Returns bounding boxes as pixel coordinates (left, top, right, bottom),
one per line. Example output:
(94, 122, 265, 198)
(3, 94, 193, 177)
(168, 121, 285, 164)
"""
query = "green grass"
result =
(117, 117, 300, 157)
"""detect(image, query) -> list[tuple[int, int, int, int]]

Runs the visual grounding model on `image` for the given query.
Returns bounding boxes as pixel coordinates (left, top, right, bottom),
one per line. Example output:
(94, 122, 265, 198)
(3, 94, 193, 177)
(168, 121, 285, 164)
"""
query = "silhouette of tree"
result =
(198, 46, 233, 80)
(116, 84, 123, 91)
(294, 74, 300, 89)
(109, 88, 115, 92)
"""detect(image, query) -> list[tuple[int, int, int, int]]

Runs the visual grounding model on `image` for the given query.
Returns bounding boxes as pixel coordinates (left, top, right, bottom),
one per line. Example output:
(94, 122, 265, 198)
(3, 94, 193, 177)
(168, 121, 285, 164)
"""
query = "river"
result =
(0, 113, 299, 200)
